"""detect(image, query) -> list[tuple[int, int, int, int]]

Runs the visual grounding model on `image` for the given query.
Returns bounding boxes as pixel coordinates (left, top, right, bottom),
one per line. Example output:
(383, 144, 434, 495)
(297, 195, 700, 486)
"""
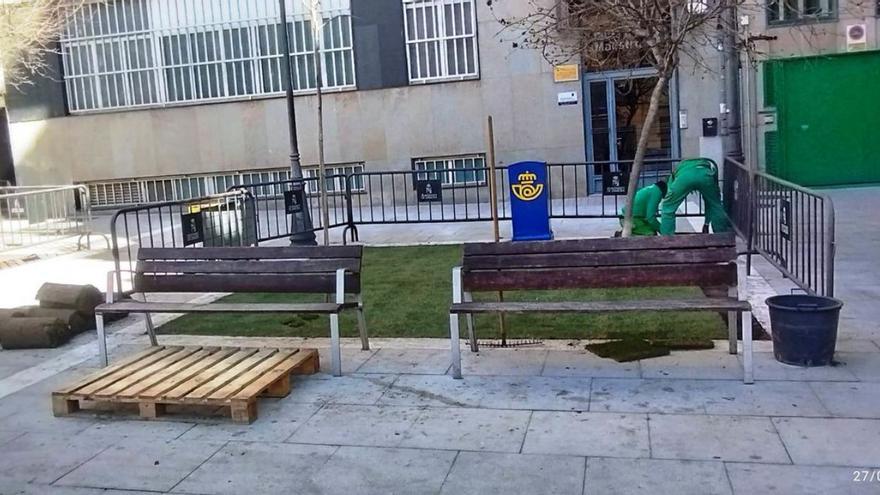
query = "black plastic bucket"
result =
(766, 295, 843, 367)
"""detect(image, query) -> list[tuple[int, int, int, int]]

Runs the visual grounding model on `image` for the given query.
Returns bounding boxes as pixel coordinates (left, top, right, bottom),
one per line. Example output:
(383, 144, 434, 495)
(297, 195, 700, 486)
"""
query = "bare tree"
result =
(490, 0, 754, 236)
(0, 0, 84, 97)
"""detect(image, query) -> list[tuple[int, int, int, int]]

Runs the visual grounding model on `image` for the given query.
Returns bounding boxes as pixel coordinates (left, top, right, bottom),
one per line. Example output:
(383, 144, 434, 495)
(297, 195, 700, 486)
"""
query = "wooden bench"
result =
(96, 246, 368, 376)
(448, 233, 754, 383)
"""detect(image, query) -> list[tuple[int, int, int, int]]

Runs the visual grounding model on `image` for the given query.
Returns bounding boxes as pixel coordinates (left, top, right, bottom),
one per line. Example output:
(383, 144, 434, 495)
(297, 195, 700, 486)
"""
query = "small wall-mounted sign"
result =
(557, 91, 578, 106)
(702, 117, 718, 137)
(181, 212, 204, 246)
(678, 110, 688, 129)
(283, 188, 305, 214)
(416, 179, 442, 202)
(553, 64, 580, 82)
(602, 171, 629, 196)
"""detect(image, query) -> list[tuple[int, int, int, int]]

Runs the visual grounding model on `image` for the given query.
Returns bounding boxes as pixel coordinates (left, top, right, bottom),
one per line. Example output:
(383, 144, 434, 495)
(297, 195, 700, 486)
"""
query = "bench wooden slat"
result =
(133, 273, 360, 294)
(138, 246, 362, 260)
(96, 301, 354, 314)
(463, 233, 735, 256)
(461, 263, 737, 291)
(450, 298, 751, 314)
(463, 247, 735, 270)
(138, 259, 361, 275)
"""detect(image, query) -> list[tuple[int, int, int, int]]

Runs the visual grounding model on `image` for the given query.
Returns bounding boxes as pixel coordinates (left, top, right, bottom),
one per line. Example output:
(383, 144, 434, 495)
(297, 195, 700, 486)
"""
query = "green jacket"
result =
(621, 183, 664, 233)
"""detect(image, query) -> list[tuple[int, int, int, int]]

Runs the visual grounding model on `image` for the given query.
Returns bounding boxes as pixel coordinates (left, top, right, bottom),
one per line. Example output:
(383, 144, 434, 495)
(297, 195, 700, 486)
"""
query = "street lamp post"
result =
(278, 0, 317, 245)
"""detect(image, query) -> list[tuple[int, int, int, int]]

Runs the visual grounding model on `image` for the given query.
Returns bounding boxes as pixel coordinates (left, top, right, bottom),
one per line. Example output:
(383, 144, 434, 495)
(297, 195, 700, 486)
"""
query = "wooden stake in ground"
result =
(312, 0, 330, 247)
(486, 116, 508, 346)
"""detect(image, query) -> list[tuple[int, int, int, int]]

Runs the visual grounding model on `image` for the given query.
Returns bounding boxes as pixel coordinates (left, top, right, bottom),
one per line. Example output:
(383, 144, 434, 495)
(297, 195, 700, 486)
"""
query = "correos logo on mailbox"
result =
(511, 171, 544, 201)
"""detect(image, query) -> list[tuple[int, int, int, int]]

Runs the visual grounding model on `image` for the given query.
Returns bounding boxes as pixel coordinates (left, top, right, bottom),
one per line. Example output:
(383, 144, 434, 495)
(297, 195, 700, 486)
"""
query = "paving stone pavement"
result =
(2, 341, 880, 494)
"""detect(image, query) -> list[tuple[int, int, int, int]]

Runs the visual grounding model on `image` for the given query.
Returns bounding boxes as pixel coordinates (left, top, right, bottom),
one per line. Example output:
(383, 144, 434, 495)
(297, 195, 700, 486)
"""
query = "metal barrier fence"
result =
(109, 189, 257, 294)
(0, 185, 96, 252)
(723, 157, 835, 297)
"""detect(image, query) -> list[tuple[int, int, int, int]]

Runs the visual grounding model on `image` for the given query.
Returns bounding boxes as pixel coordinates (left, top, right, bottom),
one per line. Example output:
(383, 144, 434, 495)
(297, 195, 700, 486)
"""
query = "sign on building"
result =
(846, 24, 867, 52)
(508, 161, 553, 241)
(553, 64, 579, 82)
(780, 199, 791, 240)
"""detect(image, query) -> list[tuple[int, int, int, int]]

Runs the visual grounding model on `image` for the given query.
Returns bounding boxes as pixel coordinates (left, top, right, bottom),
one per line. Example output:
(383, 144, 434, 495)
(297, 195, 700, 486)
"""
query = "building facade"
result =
(4, 0, 876, 204)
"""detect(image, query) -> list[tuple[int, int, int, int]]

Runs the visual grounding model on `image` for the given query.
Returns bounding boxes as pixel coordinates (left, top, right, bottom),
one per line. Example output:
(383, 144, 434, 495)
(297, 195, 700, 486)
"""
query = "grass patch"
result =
(159, 244, 727, 342)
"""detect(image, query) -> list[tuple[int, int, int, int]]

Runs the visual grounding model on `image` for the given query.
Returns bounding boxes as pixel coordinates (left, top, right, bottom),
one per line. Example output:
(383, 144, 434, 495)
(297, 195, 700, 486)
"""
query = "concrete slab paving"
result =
(701, 380, 830, 417)
(584, 457, 731, 495)
(542, 350, 641, 378)
(357, 348, 452, 375)
(2, 485, 159, 495)
(55, 439, 225, 492)
(178, 401, 322, 443)
(773, 417, 880, 467)
(439, 451, 586, 495)
(77, 419, 196, 442)
(747, 352, 859, 382)
(399, 406, 531, 453)
(725, 462, 879, 495)
(310, 446, 457, 495)
(287, 404, 422, 448)
(522, 411, 650, 458)
(809, 381, 880, 419)
(0, 432, 113, 485)
(648, 414, 790, 463)
(460, 348, 548, 376)
(639, 350, 743, 380)
(171, 442, 337, 495)
(285, 373, 396, 405)
(590, 378, 709, 414)
(314, 347, 378, 376)
(476, 375, 593, 411)
(836, 352, 880, 382)
(377, 373, 484, 408)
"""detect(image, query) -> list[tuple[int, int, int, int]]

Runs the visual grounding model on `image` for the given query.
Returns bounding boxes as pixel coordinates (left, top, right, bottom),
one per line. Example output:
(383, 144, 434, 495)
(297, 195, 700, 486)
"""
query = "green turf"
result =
(158, 244, 727, 342)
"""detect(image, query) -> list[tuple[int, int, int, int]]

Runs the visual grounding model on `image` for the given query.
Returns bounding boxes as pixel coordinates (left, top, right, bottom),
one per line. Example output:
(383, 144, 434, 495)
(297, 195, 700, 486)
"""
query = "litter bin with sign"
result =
(192, 198, 257, 247)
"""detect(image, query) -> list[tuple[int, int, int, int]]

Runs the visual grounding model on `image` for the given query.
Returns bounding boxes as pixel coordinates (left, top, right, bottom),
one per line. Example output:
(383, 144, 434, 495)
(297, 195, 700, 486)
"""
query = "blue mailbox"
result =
(508, 161, 553, 241)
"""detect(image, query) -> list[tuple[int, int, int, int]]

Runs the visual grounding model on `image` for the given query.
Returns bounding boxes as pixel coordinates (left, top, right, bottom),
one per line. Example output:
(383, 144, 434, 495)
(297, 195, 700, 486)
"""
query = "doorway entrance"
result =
(583, 68, 679, 190)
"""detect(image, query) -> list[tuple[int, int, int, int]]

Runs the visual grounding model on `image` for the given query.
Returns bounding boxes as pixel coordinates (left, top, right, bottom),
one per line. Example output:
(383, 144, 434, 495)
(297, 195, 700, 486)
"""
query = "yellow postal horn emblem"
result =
(511, 171, 544, 201)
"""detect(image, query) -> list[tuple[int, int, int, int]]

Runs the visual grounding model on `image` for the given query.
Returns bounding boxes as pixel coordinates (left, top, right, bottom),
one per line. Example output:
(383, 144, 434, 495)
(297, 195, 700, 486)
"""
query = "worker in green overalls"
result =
(618, 180, 667, 236)
(659, 158, 730, 235)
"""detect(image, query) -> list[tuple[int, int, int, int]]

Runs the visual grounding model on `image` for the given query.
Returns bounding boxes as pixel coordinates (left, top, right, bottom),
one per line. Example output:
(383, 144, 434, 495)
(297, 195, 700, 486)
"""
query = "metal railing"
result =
(0, 185, 97, 253)
(724, 157, 835, 297)
(109, 189, 257, 294)
(229, 174, 351, 242)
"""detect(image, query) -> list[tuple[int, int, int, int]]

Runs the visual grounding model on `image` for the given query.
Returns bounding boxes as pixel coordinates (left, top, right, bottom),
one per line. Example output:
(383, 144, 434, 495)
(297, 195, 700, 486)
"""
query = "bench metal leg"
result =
(329, 313, 342, 377)
(356, 293, 369, 351)
(144, 313, 158, 346)
(96, 313, 108, 367)
(450, 312, 462, 379)
(728, 287, 738, 355)
(742, 310, 754, 384)
(463, 292, 478, 352)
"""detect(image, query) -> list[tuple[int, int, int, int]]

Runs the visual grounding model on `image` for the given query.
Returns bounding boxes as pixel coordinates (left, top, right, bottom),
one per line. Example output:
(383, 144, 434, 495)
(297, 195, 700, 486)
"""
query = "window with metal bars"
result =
(403, 0, 479, 83)
(766, 0, 835, 24)
(304, 164, 365, 194)
(60, 0, 355, 113)
(412, 154, 486, 186)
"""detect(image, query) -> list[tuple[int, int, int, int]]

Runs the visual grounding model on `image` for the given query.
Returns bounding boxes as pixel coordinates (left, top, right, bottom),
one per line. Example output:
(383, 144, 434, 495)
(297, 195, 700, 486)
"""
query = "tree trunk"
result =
(621, 73, 669, 237)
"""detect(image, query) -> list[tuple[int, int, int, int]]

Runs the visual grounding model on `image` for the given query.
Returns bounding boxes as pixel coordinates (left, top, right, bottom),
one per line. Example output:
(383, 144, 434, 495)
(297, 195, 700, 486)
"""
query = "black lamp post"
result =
(278, 0, 317, 245)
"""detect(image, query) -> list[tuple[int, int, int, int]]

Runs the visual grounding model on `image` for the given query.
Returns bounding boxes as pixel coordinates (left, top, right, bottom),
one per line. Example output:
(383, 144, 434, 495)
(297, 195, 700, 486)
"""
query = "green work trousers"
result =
(660, 165, 730, 235)
(619, 217, 659, 236)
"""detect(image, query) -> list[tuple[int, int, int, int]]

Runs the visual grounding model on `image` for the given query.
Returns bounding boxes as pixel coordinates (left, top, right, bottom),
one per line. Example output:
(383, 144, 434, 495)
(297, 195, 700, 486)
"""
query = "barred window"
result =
(767, 0, 835, 24)
(413, 154, 486, 186)
(61, 0, 355, 113)
(403, 0, 479, 83)
(304, 164, 365, 194)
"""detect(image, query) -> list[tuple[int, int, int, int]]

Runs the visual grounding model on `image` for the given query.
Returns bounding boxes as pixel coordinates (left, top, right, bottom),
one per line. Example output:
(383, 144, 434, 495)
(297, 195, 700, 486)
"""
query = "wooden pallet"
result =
(52, 346, 319, 423)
